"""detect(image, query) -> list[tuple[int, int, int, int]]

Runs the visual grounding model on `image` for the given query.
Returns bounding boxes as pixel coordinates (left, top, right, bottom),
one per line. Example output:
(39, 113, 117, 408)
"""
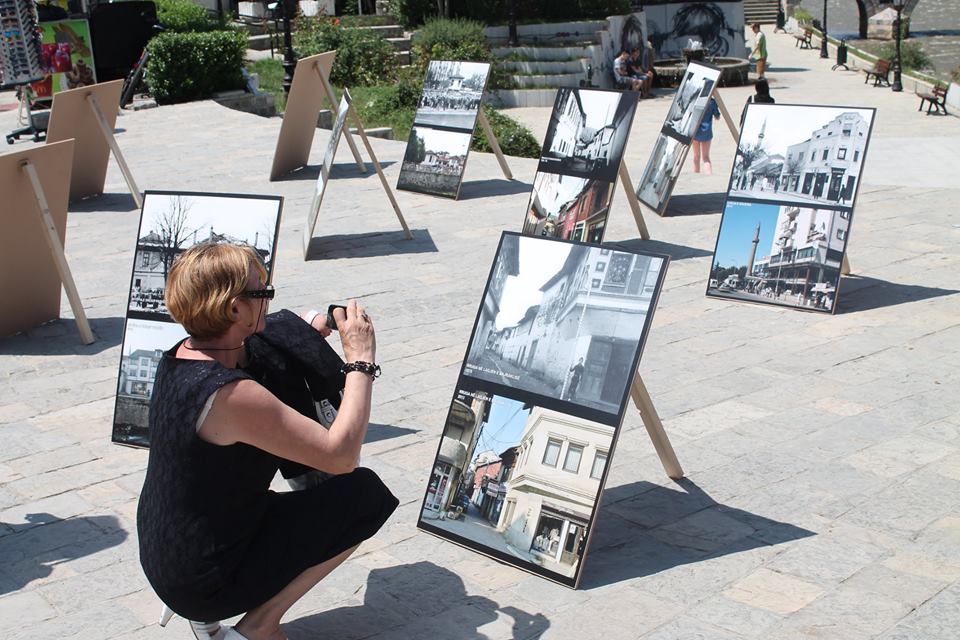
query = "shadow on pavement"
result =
(364, 422, 420, 444)
(285, 561, 550, 639)
(69, 192, 139, 213)
(0, 316, 125, 356)
(580, 478, 814, 589)
(610, 238, 713, 261)
(457, 178, 534, 201)
(664, 192, 727, 216)
(839, 275, 959, 313)
(0, 513, 129, 596)
(306, 229, 437, 261)
(768, 67, 811, 73)
(275, 161, 397, 182)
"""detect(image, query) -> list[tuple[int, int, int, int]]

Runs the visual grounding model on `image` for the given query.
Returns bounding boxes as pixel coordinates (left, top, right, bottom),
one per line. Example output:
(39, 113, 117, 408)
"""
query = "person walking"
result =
(750, 23, 768, 79)
(692, 97, 721, 175)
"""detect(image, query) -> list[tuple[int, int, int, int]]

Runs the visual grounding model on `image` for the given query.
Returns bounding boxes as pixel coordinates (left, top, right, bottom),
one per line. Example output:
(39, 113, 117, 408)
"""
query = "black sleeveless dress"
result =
(136, 310, 398, 621)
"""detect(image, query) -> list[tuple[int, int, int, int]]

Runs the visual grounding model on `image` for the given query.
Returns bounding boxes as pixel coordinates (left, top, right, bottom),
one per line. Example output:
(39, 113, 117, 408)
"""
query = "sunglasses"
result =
(241, 284, 275, 300)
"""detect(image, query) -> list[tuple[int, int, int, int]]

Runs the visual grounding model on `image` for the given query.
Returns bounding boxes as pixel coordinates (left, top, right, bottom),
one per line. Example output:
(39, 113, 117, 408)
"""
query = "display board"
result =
(304, 92, 350, 256)
(522, 88, 637, 243)
(113, 191, 283, 447)
(29, 19, 97, 101)
(0, 140, 77, 337)
(707, 104, 876, 313)
(635, 61, 722, 214)
(0, 0, 43, 87)
(417, 232, 669, 587)
(396, 60, 491, 199)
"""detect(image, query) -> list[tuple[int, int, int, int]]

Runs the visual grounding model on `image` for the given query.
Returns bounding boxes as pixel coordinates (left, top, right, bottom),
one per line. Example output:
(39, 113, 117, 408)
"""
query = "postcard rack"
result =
(1, 0, 47, 143)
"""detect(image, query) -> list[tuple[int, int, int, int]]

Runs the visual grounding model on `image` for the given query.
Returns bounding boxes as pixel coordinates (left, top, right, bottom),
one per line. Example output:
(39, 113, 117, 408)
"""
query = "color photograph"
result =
(522, 172, 615, 243)
(707, 200, 852, 313)
(112, 318, 188, 447)
(464, 234, 666, 420)
(414, 60, 490, 131)
(538, 88, 637, 182)
(636, 133, 687, 213)
(728, 104, 876, 209)
(128, 193, 281, 319)
(418, 386, 614, 584)
(662, 61, 721, 142)
(397, 125, 473, 198)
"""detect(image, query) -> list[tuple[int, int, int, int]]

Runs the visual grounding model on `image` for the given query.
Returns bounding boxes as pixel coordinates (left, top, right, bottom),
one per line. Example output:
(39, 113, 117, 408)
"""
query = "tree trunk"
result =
(855, 0, 868, 39)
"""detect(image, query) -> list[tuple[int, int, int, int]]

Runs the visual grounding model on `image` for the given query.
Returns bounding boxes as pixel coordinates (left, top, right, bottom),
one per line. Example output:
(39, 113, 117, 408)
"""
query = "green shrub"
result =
(412, 18, 515, 89)
(295, 17, 398, 87)
(386, 0, 436, 28)
(146, 30, 246, 103)
(875, 40, 932, 72)
(792, 7, 814, 24)
(950, 64, 960, 83)
(154, 0, 218, 32)
(472, 107, 539, 158)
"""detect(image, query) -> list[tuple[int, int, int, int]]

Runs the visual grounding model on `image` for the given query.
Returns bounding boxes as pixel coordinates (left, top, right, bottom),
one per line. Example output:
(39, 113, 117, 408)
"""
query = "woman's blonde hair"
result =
(165, 243, 267, 340)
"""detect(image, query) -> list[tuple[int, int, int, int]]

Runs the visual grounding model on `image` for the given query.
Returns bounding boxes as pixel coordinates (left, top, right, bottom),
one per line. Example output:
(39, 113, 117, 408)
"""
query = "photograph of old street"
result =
(397, 125, 472, 198)
(413, 60, 489, 131)
(523, 172, 615, 243)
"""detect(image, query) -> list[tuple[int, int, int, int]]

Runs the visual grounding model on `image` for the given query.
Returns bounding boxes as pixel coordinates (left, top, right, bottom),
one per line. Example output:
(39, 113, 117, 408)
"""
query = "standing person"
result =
(566, 358, 585, 401)
(137, 242, 398, 640)
(750, 23, 768, 79)
(692, 97, 721, 175)
(613, 49, 643, 93)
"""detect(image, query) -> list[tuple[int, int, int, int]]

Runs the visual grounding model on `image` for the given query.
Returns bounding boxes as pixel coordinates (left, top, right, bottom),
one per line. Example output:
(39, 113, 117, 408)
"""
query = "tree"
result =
(405, 132, 426, 163)
(152, 195, 195, 283)
(435, 0, 450, 18)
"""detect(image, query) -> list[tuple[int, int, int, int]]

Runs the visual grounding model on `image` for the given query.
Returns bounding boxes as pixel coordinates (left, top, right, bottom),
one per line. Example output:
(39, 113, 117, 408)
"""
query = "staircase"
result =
(238, 19, 411, 67)
(743, 0, 781, 25)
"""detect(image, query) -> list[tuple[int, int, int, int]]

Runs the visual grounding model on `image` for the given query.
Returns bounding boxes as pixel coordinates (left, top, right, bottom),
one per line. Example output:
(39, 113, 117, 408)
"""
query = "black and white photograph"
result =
(464, 233, 667, 421)
(523, 172, 615, 243)
(397, 125, 473, 199)
(636, 133, 687, 213)
(538, 88, 637, 182)
(305, 95, 350, 254)
(112, 318, 187, 446)
(128, 192, 282, 320)
(662, 61, 721, 142)
(322, 93, 351, 175)
(728, 104, 876, 209)
(413, 60, 490, 131)
(707, 200, 852, 313)
(418, 385, 615, 585)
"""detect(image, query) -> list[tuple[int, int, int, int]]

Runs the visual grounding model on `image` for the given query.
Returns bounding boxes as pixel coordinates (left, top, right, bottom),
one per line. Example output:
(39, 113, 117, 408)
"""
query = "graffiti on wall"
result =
(644, 1, 747, 59)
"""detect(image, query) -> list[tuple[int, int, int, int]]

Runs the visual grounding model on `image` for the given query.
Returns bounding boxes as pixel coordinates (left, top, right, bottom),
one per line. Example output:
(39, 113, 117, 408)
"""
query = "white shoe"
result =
(190, 620, 224, 640)
(222, 627, 250, 639)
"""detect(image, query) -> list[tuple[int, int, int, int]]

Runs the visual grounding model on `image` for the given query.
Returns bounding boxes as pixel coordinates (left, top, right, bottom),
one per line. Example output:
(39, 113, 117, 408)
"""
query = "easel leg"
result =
(630, 375, 683, 479)
(348, 105, 413, 240)
(841, 254, 851, 275)
(712, 91, 740, 141)
(316, 65, 367, 174)
(86, 94, 142, 209)
(618, 162, 650, 239)
(476, 109, 513, 180)
(21, 160, 95, 345)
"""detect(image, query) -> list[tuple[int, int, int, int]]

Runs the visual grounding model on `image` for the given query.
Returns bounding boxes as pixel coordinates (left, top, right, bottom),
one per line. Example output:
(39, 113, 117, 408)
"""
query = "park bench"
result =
(864, 59, 891, 87)
(794, 28, 813, 49)
(917, 84, 949, 115)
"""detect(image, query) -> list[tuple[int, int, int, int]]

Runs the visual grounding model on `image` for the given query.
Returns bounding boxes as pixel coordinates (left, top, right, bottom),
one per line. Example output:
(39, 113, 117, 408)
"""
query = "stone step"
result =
(484, 20, 605, 46)
(498, 59, 589, 74)
(362, 24, 404, 39)
(247, 33, 275, 52)
(510, 72, 586, 88)
(395, 50, 411, 66)
(387, 36, 411, 51)
(489, 88, 558, 108)
(492, 45, 593, 61)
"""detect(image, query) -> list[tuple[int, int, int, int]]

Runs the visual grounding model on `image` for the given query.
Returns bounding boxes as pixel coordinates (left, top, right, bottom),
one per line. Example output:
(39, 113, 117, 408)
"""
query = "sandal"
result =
(190, 621, 225, 640)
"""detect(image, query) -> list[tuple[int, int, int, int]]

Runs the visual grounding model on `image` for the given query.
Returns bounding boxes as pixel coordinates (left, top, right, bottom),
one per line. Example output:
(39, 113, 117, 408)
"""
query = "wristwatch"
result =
(341, 361, 381, 380)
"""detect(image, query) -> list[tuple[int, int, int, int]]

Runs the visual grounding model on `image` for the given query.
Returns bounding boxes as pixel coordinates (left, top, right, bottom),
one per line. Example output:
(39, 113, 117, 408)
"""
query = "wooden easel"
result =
(618, 161, 651, 240)
(313, 62, 367, 175)
(15, 147, 94, 345)
(45, 79, 142, 208)
(475, 108, 513, 181)
(303, 89, 412, 257)
(630, 374, 683, 479)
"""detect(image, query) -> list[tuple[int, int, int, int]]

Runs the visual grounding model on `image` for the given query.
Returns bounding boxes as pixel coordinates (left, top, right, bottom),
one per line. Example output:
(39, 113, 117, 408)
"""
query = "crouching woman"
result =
(136, 243, 398, 640)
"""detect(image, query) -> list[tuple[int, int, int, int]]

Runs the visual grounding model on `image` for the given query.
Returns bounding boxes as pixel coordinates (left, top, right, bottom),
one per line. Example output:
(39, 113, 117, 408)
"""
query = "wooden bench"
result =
(794, 28, 813, 49)
(864, 59, 891, 87)
(918, 84, 949, 115)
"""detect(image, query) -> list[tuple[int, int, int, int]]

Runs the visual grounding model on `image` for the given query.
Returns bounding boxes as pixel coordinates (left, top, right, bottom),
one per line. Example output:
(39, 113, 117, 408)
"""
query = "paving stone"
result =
(722, 568, 825, 615)
(642, 615, 742, 640)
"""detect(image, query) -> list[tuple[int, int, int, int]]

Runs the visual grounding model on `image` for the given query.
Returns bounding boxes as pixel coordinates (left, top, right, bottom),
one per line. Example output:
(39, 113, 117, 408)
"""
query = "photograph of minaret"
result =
(706, 200, 853, 313)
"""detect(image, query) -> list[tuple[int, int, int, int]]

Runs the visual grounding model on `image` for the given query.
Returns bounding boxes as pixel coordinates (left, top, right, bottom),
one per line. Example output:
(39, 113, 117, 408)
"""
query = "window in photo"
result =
(590, 450, 607, 479)
(563, 443, 583, 473)
(543, 437, 562, 466)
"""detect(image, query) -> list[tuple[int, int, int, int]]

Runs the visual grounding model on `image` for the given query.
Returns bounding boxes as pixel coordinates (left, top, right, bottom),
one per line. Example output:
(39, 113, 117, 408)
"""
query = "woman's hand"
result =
(333, 299, 376, 363)
(302, 309, 333, 337)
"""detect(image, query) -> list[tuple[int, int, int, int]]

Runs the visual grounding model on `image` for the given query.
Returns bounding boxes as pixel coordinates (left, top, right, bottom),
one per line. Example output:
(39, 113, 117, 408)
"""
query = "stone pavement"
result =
(1, 30, 959, 639)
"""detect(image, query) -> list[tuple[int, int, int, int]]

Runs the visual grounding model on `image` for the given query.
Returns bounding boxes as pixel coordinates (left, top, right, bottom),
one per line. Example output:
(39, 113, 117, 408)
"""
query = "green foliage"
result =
(471, 107, 539, 159)
(388, 0, 436, 28)
(412, 18, 515, 89)
(249, 57, 286, 111)
(153, 0, 218, 33)
(791, 7, 813, 25)
(951, 65, 960, 84)
(338, 14, 396, 27)
(875, 40, 932, 72)
(146, 30, 246, 103)
(294, 17, 398, 87)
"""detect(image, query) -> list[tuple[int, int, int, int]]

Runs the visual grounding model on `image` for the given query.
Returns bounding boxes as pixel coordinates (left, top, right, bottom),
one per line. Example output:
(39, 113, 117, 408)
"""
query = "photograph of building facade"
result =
(523, 172, 615, 243)
(728, 105, 875, 208)
(112, 318, 187, 446)
(413, 60, 490, 131)
(707, 201, 852, 312)
(636, 133, 686, 212)
(129, 193, 280, 318)
(663, 62, 721, 141)
(397, 125, 472, 198)
(538, 88, 636, 182)
(464, 235, 666, 418)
